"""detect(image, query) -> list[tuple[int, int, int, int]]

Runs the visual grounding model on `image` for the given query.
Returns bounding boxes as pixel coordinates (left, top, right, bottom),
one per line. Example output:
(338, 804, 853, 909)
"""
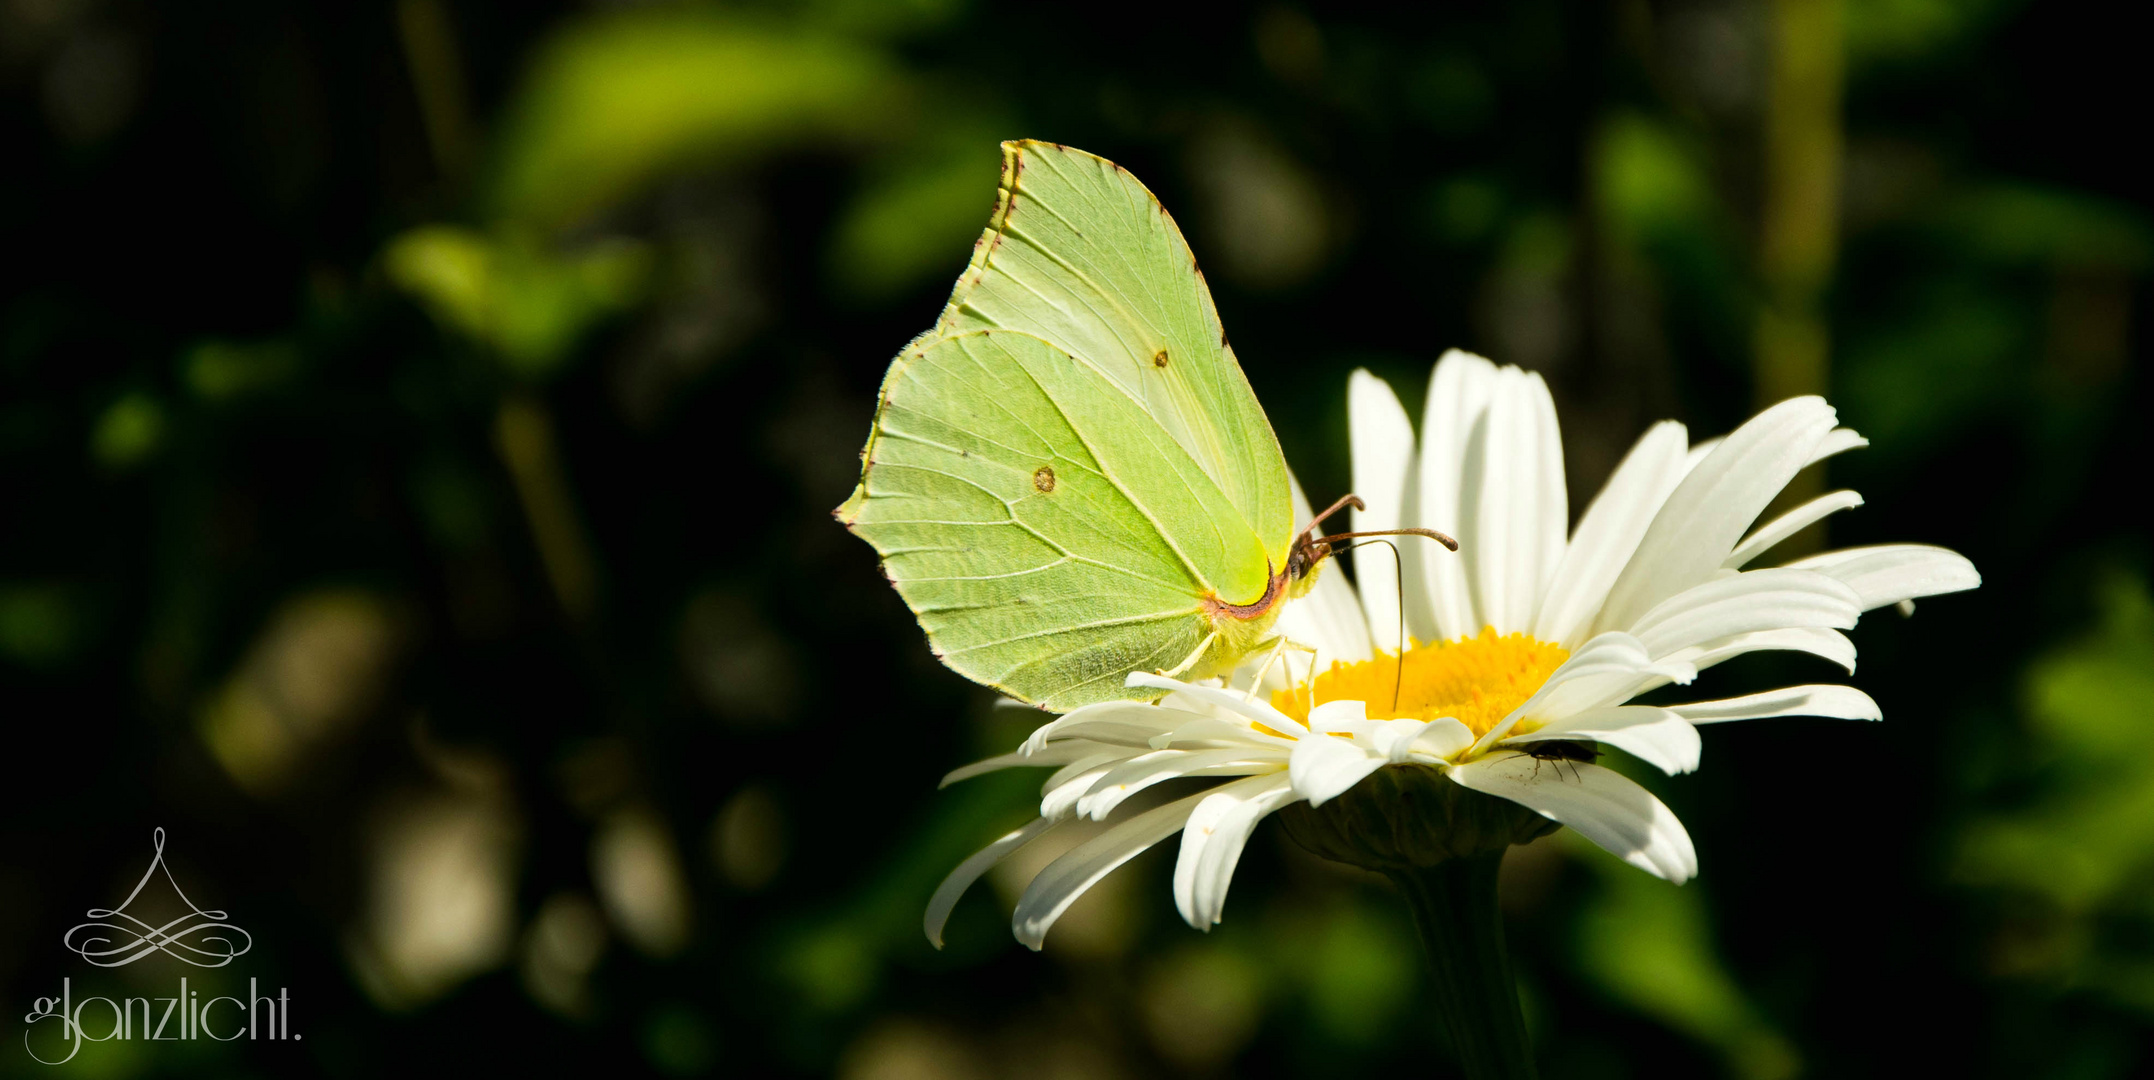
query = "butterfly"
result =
(837, 141, 1450, 711)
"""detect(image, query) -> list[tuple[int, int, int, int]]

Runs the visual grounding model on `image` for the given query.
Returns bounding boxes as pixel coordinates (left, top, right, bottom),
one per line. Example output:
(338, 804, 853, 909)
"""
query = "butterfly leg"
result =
(1157, 630, 1221, 680)
(1239, 634, 1292, 700)
(1288, 637, 1324, 716)
(1239, 634, 1326, 707)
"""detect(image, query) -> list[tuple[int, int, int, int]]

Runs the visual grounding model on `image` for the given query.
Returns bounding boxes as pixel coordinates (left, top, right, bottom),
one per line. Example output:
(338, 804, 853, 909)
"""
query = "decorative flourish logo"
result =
(61, 828, 252, 968)
(23, 829, 295, 1065)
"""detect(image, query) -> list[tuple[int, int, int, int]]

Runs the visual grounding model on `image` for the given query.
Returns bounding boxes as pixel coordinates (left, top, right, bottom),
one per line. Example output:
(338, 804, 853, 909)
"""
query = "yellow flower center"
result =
(1272, 628, 1570, 738)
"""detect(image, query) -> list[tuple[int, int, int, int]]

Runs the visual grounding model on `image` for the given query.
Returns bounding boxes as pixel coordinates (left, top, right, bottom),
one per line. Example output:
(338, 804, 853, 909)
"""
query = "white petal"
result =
(1022, 701, 1185, 755)
(1409, 717, 1476, 760)
(1530, 377, 1570, 607)
(1449, 756, 1697, 882)
(1369, 718, 1434, 761)
(1151, 715, 1299, 750)
(1626, 568, 1862, 658)
(1534, 420, 1690, 648)
(1669, 684, 1882, 724)
(1077, 748, 1284, 820)
(1416, 349, 1500, 640)
(1307, 697, 1373, 736)
(1173, 775, 1299, 928)
(1042, 750, 1131, 793)
(1127, 672, 1309, 735)
(1288, 733, 1387, 807)
(1725, 490, 1865, 569)
(1349, 369, 1417, 652)
(1041, 756, 1125, 820)
(1459, 367, 1567, 635)
(1781, 544, 1981, 611)
(1805, 426, 1868, 466)
(1504, 706, 1701, 775)
(1012, 789, 1211, 950)
(1668, 626, 1858, 676)
(1283, 471, 1375, 663)
(1681, 436, 1723, 474)
(941, 742, 1101, 787)
(1595, 397, 1840, 634)
(926, 817, 1057, 948)
(1028, 719, 1179, 750)
(1475, 632, 1694, 752)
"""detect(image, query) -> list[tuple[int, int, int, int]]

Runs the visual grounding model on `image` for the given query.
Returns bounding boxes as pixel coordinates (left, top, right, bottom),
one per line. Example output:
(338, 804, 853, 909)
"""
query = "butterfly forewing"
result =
(841, 142, 1299, 709)
(931, 141, 1295, 579)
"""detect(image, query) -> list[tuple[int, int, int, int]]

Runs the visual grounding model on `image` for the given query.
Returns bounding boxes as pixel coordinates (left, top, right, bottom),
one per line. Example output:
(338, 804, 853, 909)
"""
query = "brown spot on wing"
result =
(1033, 465, 1057, 493)
(1153, 349, 1169, 368)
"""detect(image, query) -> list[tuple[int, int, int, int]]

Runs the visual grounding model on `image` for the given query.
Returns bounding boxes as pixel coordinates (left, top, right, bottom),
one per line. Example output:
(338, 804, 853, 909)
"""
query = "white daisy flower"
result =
(926, 350, 1979, 951)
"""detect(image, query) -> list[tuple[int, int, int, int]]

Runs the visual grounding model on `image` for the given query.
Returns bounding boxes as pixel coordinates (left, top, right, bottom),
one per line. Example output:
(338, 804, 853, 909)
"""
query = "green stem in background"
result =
(495, 394, 600, 622)
(396, 0, 478, 186)
(1389, 852, 1537, 1080)
(1757, 0, 1843, 409)
(1277, 770, 1556, 1076)
(1755, 0, 1845, 556)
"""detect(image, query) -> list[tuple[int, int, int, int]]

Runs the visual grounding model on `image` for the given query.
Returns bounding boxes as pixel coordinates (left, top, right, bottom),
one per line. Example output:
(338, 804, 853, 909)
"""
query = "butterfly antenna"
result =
(1299, 494, 1366, 539)
(1336, 539, 1409, 714)
(1310, 527, 1458, 551)
(1391, 546, 1405, 713)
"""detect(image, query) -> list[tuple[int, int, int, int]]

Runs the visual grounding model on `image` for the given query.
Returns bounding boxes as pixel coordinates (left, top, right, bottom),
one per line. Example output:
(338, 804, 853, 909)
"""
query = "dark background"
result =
(4, 0, 2151, 1076)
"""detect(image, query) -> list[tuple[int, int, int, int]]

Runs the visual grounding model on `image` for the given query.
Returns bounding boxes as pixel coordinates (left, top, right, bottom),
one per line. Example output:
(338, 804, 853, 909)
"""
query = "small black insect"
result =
(1520, 740, 1599, 780)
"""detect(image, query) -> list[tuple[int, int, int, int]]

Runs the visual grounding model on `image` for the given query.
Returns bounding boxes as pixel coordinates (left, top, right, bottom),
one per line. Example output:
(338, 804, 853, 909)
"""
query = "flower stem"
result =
(1388, 851, 1537, 1080)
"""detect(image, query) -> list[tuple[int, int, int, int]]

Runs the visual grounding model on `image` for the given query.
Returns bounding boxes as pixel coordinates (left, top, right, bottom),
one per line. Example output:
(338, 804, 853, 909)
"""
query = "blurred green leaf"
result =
(0, 582, 86, 667)
(1595, 113, 1718, 246)
(1498, 211, 1572, 278)
(1571, 837, 1799, 1080)
(90, 391, 164, 469)
(488, 9, 907, 230)
(643, 1002, 721, 1076)
(1839, 280, 2026, 451)
(384, 225, 653, 379)
(183, 338, 301, 401)
(1406, 53, 1496, 136)
(410, 456, 498, 551)
(780, 0, 972, 39)
(1273, 898, 1415, 1046)
(1931, 184, 2154, 272)
(1955, 571, 2154, 1016)
(768, 766, 1036, 1012)
(1424, 175, 1506, 246)
(1959, 571, 2154, 911)
(1591, 111, 1749, 349)
(828, 119, 1005, 301)
(1846, 0, 2018, 67)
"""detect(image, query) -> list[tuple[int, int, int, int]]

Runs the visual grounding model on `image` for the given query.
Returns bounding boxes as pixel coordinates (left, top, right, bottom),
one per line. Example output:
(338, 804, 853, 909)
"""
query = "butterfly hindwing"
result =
(844, 330, 1268, 710)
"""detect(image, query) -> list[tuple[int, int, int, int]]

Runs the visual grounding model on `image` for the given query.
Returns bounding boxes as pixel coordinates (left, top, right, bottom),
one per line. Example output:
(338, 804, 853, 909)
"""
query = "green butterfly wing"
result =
(934, 142, 1295, 566)
(837, 142, 1295, 711)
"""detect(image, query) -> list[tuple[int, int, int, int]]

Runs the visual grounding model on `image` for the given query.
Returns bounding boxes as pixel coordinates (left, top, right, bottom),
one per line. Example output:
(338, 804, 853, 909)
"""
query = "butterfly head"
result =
(1287, 495, 1459, 592)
